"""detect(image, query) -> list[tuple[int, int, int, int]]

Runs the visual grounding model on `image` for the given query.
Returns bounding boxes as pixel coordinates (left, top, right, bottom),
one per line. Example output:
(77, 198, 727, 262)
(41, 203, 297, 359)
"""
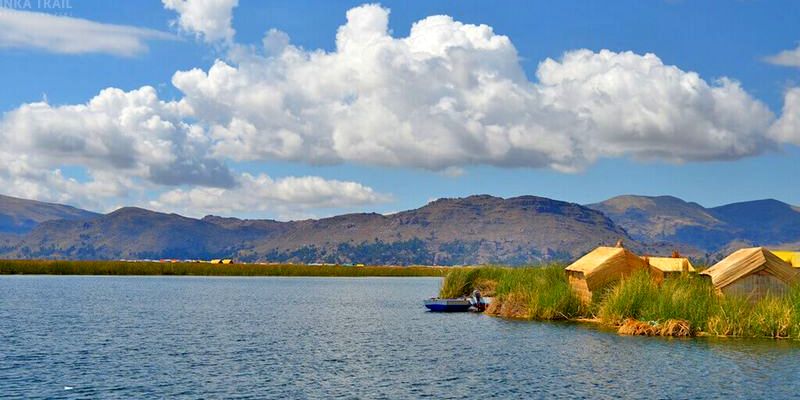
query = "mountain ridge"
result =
(1, 193, 798, 264)
(588, 195, 800, 253)
(2, 194, 636, 264)
(0, 194, 100, 235)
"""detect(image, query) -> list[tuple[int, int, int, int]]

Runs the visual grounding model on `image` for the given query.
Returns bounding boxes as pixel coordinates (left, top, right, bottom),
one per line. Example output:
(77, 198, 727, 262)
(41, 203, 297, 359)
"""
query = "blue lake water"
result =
(2, 276, 800, 399)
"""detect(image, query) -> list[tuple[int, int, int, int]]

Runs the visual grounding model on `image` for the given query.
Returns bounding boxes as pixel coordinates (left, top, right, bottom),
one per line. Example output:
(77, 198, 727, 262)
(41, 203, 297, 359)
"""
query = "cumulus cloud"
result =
(0, 9, 175, 56)
(0, 152, 137, 211)
(764, 44, 800, 67)
(149, 173, 389, 218)
(769, 87, 800, 145)
(537, 50, 776, 163)
(163, 0, 238, 43)
(1, 86, 235, 188)
(171, 4, 779, 173)
(0, 84, 386, 216)
(2, 3, 797, 218)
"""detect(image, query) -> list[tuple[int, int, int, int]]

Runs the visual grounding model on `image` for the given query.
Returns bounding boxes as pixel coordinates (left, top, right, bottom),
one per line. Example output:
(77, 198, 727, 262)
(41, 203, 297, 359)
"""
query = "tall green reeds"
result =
(597, 270, 659, 324)
(706, 289, 800, 338)
(599, 272, 718, 331)
(490, 266, 582, 320)
(439, 265, 581, 320)
(441, 266, 800, 339)
(438, 267, 507, 298)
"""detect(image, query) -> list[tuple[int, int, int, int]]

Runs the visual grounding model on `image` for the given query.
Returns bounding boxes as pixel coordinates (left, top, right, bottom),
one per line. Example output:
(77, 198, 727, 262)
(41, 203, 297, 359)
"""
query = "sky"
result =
(0, 0, 798, 220)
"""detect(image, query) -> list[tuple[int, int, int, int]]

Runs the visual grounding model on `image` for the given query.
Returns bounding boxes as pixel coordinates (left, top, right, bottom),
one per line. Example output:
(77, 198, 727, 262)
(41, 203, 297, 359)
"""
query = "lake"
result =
(1, 276, 799, 399)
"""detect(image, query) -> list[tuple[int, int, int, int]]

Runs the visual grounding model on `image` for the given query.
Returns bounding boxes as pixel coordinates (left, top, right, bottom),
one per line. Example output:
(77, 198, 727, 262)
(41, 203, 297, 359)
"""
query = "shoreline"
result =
(0, 260, 451, 277)
(442, 266, 800, 340)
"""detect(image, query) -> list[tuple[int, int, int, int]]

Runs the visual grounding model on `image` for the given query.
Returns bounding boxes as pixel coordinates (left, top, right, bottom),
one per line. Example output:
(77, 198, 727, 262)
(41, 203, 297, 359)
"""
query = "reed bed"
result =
(439, 265, 582, 320)
(440, 265, 800, 339)
(598, 271, 718, 333)
(0, 259, 449, 277)
(438, 267, 508, 298)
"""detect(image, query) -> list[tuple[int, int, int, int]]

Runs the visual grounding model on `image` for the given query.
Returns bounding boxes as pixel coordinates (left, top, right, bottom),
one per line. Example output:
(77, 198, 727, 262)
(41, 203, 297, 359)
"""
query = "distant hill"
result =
(4, 195, 634, 265)
(710, 199, 800, 244)
(8, 207, 262, 260)
(223, 195, 635, 265)
(2, 193, 798, 264)
(0, 194, 99, 234)
(588, 195, 800, 252)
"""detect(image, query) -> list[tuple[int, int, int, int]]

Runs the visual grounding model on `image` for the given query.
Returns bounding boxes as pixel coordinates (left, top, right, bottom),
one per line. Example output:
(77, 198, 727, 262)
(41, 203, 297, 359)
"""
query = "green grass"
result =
(492, 266, 582, 320)
(439, 264, 581, 320)
(597, 270, 660, 324)
(440, 265, 800, 338)
(0, 259, 449, 277)
(438, 266, 508, 298)
(598, 271, 718, 330)
(706, 289, 800, 338)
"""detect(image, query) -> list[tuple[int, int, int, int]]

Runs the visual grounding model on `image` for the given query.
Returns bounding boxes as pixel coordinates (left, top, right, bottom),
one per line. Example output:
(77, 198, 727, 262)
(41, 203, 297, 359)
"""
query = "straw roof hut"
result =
(771, 250, 800, 267)
(647, 256, 695, 283)
(700, 247, 799, 300)
(565, 246, 649, 304)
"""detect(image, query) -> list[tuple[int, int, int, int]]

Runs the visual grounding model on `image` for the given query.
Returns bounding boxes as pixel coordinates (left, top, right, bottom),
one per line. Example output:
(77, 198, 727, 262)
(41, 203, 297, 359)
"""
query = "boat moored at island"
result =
(424, 290, 492, 312)
(423, 298, 472, 312)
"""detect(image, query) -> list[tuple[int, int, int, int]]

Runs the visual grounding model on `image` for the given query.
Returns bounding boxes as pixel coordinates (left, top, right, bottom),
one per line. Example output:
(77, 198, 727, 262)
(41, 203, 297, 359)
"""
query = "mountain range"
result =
(0, 193, 798, 265)
(588, 195, 800, 255)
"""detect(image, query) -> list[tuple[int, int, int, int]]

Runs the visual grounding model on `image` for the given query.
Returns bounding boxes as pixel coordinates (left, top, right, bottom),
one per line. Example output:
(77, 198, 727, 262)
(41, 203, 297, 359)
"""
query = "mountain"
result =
(710, 199, 800, 246)
(587, 195, 731, 250)
(8, 207, 265, 260)
(4, 195, 634, 265)
(226, 195, 635, 265)
(3, 193, 798, 265)
(588, 195, 800, 252)
(0, 194, 99, 234)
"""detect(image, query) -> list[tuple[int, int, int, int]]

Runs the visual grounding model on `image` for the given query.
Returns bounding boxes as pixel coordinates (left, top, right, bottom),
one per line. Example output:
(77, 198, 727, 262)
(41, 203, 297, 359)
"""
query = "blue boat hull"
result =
(424, 299, 472, 312)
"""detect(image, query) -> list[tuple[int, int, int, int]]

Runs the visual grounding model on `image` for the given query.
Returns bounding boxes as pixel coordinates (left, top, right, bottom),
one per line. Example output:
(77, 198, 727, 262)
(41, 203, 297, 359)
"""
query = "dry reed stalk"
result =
(618, 319, 693, 337)
(474, 278, 498, 297)
(617, 319, 658, 336)
(490, 293, 531, 319)
(484, 300, 501, 316)
(659, 319, 692, 337)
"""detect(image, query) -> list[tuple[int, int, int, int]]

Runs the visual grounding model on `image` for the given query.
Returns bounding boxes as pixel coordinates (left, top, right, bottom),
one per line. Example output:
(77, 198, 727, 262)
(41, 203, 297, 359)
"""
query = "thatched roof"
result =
(566, 246, 647, 285)
(647, 257, 695, 273)
(700, 247, 798, 289)
(771, 250, 800, 267)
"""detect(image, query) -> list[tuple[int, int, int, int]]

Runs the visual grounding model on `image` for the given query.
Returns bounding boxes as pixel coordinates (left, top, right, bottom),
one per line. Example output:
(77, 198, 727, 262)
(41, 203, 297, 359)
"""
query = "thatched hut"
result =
(771, 250, 800, 267)
(565, 246, 649, 304)
(647, 256, 695, 283)
(700, 247, 799, 300)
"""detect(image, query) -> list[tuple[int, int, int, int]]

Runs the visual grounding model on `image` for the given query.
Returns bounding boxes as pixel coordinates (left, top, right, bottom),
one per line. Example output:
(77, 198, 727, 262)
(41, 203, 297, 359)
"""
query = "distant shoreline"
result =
(0, 260, 450, 277)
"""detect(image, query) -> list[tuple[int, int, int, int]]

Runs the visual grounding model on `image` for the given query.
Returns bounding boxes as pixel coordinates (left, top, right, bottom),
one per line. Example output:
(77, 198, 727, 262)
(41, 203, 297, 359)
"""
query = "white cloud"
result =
(769, 87, 800, 145)
(0, 152, 137, 212)
(0, 84, 387, 216)
(2, 3, 797, 218)
(764, 44, 800, 67)
(1, 86, 234, 188)
(163, 0, 238, 43)
(171, 4, 779, 173)
(537, 50, 776, 163)
(0, 9, 175, 56)
(150, 173, 389, 218)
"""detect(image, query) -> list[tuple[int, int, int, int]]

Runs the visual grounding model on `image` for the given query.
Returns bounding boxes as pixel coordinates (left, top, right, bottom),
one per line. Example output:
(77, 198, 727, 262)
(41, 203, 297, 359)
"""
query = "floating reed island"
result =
(439, 245, 800, 339)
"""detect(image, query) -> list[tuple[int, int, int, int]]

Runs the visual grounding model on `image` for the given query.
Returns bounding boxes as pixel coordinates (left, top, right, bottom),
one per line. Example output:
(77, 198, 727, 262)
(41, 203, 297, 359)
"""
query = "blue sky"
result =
(0, 0, 798, 218)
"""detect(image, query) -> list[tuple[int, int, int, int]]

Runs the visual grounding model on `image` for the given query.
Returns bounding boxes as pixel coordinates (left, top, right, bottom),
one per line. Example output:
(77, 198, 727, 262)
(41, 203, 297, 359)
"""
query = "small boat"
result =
(423, 298, 472, 312)
(470, 296, 492, 312)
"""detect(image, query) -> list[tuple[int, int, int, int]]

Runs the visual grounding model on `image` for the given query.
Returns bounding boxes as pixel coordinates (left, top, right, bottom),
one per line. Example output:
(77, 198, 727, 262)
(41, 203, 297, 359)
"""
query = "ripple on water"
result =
(2, 275, 800, 399)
